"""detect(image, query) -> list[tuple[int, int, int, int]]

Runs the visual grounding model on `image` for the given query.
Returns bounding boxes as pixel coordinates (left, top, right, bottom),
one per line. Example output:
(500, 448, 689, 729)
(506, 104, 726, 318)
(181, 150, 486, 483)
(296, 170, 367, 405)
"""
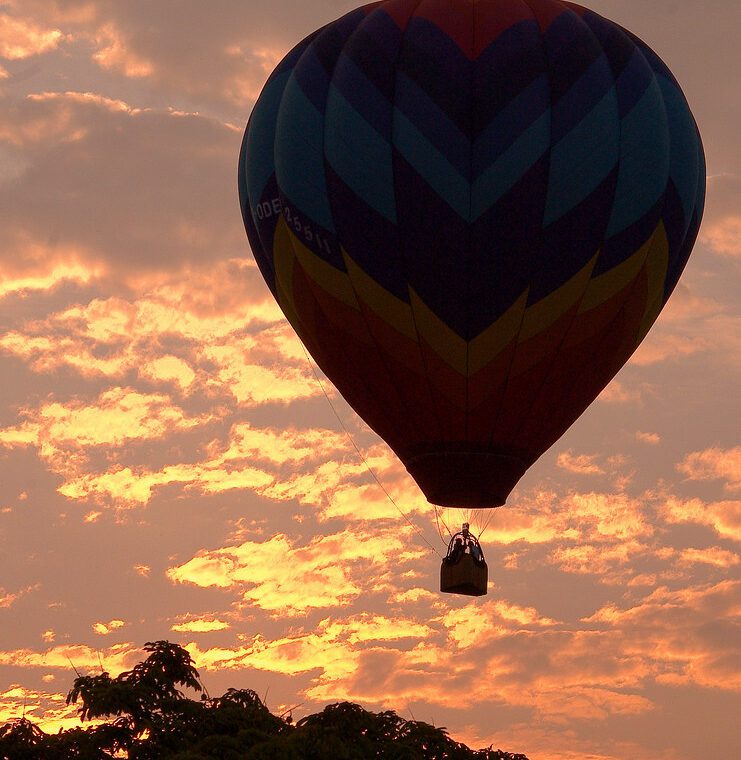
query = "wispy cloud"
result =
(678, 446, 741, 492)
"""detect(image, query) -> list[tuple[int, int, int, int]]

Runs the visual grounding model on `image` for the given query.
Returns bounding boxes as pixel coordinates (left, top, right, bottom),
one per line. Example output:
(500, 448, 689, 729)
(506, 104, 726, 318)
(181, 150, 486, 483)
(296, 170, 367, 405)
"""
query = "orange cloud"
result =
(630, 332, 705, 366)
(92, 22, 153, 77)
(0, 14, 62, 59)
(585, 581, 741, 691)
(660, 496, 741, 541)
(549, 541, 647, 581)
(677, 446, 741, 492)
(29, 387, 210, 447)
(597, 379, 645, 405)
(564, 492, 652, 541)
(556, 451, 605, 475)
(677, 546, 740, 568)
(0, 585, 37, 608)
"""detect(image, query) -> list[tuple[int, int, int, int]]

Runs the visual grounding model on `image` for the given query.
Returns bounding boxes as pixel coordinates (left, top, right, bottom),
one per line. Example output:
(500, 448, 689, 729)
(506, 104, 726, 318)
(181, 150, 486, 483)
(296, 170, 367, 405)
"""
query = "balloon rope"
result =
(433, 506, 445, 545)
(477, 506, 497, 540)
(300, 343, 442, 558)
(434, 505, 454, 544)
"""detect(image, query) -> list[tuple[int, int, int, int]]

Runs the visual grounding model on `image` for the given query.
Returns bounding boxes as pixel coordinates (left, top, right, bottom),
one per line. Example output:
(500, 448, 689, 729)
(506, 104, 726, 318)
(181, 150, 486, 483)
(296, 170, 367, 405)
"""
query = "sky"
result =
(0, 1, 739, 758)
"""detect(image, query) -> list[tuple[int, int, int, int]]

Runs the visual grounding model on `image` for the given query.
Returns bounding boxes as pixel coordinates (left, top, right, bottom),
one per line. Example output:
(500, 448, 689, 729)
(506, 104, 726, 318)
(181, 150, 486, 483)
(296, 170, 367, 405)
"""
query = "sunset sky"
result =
(0, 1, 739, 758)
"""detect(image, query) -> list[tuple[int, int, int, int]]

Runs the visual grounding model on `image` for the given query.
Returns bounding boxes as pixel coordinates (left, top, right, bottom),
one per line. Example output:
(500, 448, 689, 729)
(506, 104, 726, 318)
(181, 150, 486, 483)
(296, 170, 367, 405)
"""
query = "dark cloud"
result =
(0, 92, 247, 283)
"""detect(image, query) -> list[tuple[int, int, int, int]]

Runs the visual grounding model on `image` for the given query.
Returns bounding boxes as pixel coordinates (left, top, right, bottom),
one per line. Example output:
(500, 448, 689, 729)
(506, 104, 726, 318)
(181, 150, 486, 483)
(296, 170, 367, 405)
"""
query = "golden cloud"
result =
(0, 255, 99, 298)
(92, 619, 126, 636)
(440, 599, 557, 647)
(1, 282, 308, 410)
(0, 643, 138, 674)
(171, 617, 231, 634)
(139, 355, 196, 390)
(168, 528, 425, 616)
(0, 685, 82, 735)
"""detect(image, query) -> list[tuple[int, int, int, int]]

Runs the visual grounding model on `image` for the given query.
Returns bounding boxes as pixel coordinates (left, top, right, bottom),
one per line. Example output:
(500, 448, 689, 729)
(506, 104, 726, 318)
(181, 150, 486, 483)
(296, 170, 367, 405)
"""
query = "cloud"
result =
(701, 174, 741, 258)
(91, 22, 153, 77)
(585, 581, 741, 691)
(0, 584, 37, 608)
(2, 387, 211, 450)
(0, 13, 62, 60)
(677, 546, 740, 568)
(549, 541, 648, 581)
(0, 685, 81, 735)
(597, 379, 644, 405)
(171, 617, 230, 634)
(677, 446, 741, 493)
(630, 332, 706, 367)
(440, 600, 557, 647)
(0, 643, 138, 674)
(4, 0, 323, 112)
(167, 528, 425, 616)
(702, 216, 741, 258)
(556, 451, 605, 475)
(0, 90, 245, 285)
(46, 417, 372, 508)
(660, 496, 741, 542)
(92, 619, 125, 635)
(635, 431, 661, 445)
(1, 286, 305, 408)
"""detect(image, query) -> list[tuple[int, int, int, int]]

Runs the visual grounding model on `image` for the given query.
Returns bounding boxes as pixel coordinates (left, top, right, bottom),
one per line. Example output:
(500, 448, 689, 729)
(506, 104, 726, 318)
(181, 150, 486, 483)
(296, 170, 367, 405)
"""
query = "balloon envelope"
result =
(239, 0, 705, 508)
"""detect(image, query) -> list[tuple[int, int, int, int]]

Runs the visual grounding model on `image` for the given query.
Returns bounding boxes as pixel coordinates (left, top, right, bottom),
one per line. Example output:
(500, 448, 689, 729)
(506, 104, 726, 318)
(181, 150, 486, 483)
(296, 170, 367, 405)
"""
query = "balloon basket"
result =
(440, 554, 488, 596)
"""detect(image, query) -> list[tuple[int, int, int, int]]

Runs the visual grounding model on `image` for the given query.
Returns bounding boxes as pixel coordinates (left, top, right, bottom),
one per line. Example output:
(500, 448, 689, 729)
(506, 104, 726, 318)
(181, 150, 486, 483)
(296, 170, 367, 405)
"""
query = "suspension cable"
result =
(299, 343, 442, 558)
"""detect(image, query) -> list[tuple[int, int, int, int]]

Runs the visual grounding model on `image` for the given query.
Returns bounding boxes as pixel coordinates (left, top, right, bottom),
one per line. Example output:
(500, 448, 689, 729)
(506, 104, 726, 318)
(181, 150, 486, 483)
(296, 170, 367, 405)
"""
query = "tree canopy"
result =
(0, 641, 529, 760)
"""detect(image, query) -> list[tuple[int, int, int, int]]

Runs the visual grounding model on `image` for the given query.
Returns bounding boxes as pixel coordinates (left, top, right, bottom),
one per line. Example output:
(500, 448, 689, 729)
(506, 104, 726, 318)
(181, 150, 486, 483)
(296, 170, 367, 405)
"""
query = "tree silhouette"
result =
(0, 641, 528, 759)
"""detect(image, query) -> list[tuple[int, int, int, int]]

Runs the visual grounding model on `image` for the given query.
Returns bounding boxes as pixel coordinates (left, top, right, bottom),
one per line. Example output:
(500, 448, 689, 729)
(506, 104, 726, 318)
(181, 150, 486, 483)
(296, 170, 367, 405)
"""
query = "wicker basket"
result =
(440, 554, 488, 596)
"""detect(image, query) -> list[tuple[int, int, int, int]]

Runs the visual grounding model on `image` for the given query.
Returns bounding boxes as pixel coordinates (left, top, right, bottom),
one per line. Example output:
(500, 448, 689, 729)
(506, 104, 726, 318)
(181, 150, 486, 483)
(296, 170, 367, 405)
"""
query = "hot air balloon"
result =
(238, 0, 705, 595)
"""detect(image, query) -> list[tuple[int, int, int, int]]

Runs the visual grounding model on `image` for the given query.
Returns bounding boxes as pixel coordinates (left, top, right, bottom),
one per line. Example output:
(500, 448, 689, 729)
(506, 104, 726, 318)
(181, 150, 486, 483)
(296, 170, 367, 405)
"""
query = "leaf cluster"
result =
(0, 641, 528, 760)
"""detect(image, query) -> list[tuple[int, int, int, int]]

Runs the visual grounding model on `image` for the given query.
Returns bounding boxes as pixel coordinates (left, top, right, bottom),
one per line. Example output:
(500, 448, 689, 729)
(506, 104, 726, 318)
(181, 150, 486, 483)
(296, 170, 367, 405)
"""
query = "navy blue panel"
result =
(530, 167, 619, 303)
(342, 8, 403, 100)
(542, 10, 604, 104)
(325, 5, 409, 302)
(397, 17, 474, 137)
(393, 149, 470, 337)
(581, 12, 652, 118)
(473, 19, 545, 136)
(550, 53, 614, 143)
(469, 153, 551, 333)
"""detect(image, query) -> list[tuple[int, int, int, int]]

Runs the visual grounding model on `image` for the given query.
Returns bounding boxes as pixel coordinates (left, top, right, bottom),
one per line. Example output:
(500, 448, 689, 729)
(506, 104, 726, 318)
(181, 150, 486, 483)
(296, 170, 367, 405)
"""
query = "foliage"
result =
(0, 641, 528, 760)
